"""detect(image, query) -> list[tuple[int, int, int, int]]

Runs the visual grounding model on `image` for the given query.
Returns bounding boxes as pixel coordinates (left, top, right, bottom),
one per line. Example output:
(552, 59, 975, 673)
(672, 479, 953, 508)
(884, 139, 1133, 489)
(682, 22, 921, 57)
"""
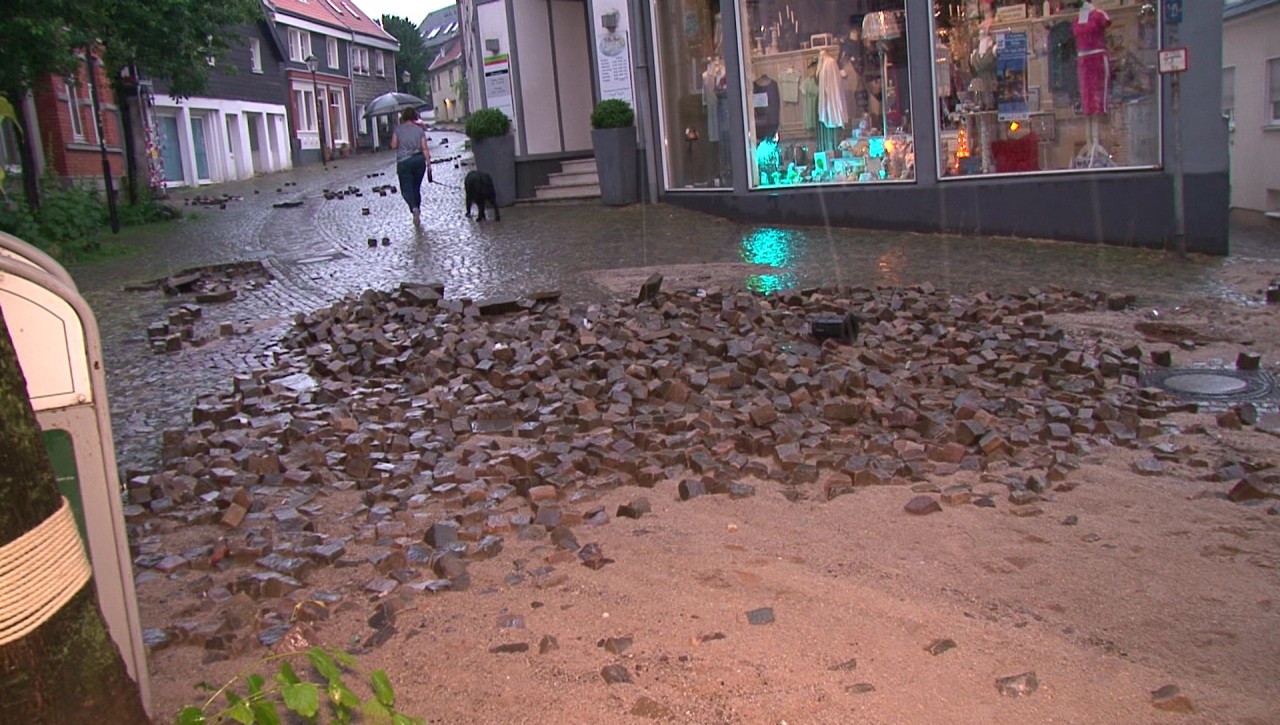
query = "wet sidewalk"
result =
(63, 132, 1279, 475)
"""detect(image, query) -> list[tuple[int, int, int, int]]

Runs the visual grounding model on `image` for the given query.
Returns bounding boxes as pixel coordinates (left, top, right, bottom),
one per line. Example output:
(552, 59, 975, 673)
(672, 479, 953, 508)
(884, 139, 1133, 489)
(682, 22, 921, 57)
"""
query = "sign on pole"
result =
(1158, 48, 1189, 75)
(1164, 0, 1183, 25)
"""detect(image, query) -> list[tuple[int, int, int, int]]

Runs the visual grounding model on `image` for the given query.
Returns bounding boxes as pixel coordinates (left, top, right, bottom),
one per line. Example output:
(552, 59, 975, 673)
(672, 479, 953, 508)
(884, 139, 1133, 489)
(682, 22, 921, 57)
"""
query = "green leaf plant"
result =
(175, 647, 423, 725)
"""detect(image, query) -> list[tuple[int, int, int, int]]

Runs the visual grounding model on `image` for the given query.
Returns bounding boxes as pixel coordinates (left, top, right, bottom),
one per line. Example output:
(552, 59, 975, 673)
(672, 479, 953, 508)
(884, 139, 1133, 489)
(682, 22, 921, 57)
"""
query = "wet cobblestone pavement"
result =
(63, 130, 1279, 476)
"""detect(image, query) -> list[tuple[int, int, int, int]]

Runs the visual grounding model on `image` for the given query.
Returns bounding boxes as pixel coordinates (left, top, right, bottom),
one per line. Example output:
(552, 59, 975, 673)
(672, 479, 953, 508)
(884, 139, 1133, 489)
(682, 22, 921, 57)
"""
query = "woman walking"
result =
(391, 107, 432, 225)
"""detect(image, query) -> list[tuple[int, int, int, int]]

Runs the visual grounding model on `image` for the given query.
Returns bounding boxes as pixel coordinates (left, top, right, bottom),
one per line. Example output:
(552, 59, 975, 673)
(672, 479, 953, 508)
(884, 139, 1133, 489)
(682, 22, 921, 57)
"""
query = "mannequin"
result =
(1073, 0, 1111, 166)
(969, 25, 997, 110)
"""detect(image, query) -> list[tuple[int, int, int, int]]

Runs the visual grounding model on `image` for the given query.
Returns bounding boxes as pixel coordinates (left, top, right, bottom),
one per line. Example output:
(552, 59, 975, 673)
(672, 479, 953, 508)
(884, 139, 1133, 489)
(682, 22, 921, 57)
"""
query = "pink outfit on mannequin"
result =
(1072, 7, 1111, 115)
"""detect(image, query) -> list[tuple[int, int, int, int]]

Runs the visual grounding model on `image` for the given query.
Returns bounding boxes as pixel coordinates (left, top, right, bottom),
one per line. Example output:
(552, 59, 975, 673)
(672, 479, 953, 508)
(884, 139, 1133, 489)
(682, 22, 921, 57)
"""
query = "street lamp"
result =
(305, 54, 328, 163)
(401, 70, 411, 94)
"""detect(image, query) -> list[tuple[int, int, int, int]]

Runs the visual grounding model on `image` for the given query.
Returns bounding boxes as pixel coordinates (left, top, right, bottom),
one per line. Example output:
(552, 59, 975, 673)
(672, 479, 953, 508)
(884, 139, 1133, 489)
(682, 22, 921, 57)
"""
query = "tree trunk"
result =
(6, 87, 42, 211)
(0, 307, 151, 724)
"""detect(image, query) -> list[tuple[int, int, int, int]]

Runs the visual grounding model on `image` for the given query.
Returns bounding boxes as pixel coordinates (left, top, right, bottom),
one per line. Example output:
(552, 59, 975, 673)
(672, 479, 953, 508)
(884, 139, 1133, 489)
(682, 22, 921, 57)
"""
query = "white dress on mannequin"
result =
(817, 51, 846, 129)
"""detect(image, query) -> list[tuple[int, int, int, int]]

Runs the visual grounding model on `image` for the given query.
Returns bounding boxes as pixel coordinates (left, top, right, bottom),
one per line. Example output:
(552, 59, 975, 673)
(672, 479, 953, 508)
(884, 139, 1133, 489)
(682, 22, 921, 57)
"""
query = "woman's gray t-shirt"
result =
(394, 122, 426, 162)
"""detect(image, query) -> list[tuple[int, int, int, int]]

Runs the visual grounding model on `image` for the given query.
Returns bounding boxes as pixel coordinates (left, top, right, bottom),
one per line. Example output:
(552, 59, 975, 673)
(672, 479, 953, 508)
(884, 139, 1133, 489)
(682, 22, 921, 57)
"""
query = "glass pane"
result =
(935, 1, 1160, 177)
(191, 117, 209, 180)
(653, 0, 732, 189)
(740, 1, 914, 188)
(158, 116, 184, 182)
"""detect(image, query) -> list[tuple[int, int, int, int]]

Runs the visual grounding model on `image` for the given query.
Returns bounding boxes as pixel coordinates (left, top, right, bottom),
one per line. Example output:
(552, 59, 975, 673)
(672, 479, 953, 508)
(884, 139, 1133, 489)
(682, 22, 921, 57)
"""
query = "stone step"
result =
(547, 170, 600, 187)
(560, 158, 598, 174)
(531, 181, 600, 200)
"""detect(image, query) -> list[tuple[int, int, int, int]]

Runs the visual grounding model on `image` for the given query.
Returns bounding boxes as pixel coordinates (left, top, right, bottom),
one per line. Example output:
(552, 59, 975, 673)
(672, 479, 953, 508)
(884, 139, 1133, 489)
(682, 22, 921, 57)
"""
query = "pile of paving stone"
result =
(183, 193, 242, 210)
(131, 262, 273, 353)
(125, 282, 1280, 659)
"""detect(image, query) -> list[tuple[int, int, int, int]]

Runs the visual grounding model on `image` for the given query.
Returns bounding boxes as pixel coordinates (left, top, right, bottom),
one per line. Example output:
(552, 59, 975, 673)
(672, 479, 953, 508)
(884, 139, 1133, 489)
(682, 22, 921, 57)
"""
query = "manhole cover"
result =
(1143, 367, 1277, 404)
(1161, 373, 1249, 395)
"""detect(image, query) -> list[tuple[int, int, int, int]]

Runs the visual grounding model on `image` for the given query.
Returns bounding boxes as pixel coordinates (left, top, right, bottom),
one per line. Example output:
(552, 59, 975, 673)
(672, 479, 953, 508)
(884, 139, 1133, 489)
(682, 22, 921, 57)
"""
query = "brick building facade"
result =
(29, 52, 126, 186)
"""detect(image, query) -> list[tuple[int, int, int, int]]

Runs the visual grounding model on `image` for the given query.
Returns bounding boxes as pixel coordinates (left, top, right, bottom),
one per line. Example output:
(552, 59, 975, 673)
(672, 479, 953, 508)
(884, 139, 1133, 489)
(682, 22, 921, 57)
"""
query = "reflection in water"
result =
(745, 272, 797, 295)
(877, 248, 906, 286)
(740, 227, 798, 268)
(740, 228, 802, 294)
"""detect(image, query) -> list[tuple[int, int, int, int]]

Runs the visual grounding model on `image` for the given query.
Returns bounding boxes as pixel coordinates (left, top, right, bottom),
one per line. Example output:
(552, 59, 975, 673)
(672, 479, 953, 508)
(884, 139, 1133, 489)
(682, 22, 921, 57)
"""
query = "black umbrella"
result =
(363, 91, 428, 119)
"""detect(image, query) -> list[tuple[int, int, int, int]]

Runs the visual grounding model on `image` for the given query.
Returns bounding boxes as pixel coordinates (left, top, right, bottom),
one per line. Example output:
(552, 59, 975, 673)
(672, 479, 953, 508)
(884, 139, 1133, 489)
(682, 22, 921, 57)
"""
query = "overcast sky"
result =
(356, 0, 455, 25)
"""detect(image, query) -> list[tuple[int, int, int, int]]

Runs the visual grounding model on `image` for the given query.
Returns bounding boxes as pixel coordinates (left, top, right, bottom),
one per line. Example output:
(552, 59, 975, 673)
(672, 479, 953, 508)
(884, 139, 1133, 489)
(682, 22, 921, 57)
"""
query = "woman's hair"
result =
(401, 107, 419, 123)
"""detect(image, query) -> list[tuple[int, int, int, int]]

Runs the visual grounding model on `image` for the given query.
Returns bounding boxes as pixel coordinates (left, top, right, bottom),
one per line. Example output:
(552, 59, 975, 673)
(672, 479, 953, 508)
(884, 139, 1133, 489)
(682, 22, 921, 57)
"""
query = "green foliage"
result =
(464, 108, 511, 140)
(175, 647, 423, 725)
(382, 15, 432, 99)
(0, 177, 176, 262)
(590, 99, 635, 129)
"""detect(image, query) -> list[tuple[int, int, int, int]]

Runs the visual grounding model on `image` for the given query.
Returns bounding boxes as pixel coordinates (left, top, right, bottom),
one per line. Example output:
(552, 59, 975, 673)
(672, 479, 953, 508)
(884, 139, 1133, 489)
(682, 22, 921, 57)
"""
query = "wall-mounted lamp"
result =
(484, 38, 501, 54)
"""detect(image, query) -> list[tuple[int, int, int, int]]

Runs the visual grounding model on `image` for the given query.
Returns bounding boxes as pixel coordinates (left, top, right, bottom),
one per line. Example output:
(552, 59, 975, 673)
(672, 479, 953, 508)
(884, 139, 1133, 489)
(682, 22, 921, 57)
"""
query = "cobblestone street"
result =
(65, 130, 1278, 476)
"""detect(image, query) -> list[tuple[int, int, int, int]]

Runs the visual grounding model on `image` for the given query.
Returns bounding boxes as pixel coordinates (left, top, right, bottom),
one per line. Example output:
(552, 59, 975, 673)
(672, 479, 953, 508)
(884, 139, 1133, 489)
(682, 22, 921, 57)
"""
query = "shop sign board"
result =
(590, 2, 635, 108)
(482, 54, 517, 129)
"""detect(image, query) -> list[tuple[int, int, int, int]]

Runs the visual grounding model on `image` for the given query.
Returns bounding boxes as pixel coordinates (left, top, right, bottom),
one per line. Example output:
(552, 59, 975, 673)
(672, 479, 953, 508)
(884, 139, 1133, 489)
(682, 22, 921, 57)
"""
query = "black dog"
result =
(464, 170, 500, 222)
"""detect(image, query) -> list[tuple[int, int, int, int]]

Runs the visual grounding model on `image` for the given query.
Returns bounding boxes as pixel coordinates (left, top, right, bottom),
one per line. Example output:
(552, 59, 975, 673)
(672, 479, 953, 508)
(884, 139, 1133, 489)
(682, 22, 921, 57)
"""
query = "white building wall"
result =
(552, 0, 593, 153)
(513, 0, 559, 155)
(152, 97, 291, 187)
(1223, 3, 1280, 213)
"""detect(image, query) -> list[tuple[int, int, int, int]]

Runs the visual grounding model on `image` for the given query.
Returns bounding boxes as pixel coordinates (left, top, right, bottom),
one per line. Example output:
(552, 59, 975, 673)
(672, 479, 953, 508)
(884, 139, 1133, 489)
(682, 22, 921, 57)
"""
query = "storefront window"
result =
(933, 0, 1160, 178)
(653, 0, 733, 189)
(739, 0, 914, 188)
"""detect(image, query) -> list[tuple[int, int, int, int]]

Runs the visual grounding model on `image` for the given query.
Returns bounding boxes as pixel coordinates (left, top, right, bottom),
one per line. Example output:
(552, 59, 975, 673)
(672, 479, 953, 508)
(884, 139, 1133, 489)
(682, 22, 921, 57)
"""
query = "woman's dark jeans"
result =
(396, 153, 426, 211)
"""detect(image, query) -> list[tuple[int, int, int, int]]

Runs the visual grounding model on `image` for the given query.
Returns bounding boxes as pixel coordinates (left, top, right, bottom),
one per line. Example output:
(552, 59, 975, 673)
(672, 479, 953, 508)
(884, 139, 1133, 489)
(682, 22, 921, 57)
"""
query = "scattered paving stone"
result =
(925, 638, 956, 656)
(746, 607, 775, 625)
(904, 495, 942, 515)
(828, 658, 858, 671)
(601, 636, 633, 655)
(488, 642, 530, 654)
(699, 632, 727, 642)
(122, 282, 1189, 660)
(364, 625, 397, 649)
(538, 634, 559, 654)
(845, 683, 876, 695)
(995, 671, 1039, 698)
(1150, 684, 1194, 713)
(629, 696, 673, 719)
(496, 613, 525, 629)
(600, 664, 633, 684)
(1061, 515, 1079, 526)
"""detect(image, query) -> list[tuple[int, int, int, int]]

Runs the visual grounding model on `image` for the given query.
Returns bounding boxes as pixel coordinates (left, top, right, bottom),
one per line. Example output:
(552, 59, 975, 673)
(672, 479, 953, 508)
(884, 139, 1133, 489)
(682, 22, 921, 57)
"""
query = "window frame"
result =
(288, 28, 312, 63)
(294, 88, 317, 132)
(1268, 57, 1280, 125)
(327, 37, 339, 70)
(250, 38, 263, 73)
(375, 51, 385, 78)
(65, 76, 85, 140)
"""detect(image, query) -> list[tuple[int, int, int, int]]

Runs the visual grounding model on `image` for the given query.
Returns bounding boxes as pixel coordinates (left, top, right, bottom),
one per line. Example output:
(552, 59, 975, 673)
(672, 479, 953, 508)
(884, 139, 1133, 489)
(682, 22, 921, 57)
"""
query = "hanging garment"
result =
(935, 41, 953, 98)
(969, 40, 997, 110)
(1048, 22, 1080, 105)
(1072, 9, 1112, 115)
(779, 67, 802, 104)
(816, 53, 847, 130)
(801, 75, 819, 131)
(702, 61, 724, 139)
(753, 77, 780, 140)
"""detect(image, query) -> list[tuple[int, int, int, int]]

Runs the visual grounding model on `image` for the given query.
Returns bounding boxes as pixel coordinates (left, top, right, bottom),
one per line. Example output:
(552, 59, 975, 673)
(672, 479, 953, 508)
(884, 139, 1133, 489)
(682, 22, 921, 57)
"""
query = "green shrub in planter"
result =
(464, 108, 512, 140)
(590, 99, 634, 129)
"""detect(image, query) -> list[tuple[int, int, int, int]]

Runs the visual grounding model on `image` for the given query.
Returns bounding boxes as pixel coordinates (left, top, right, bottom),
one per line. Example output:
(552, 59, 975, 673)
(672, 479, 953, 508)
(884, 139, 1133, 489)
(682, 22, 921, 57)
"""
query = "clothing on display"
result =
(816, 51, 846, 130)
(753, 76, 781, 140)
(779, 66, 802, 104)
(1047, 21, 1080, 106)
(801, 74, 819, 131)
(969, 33, 997, 110)
(1072, 6, 1111, 116)
(702, 58, 726, 139)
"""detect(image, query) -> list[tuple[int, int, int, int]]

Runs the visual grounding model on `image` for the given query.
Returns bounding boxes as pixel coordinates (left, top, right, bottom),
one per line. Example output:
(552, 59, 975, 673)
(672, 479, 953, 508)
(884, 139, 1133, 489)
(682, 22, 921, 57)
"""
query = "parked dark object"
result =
(464, 171, 501, 222)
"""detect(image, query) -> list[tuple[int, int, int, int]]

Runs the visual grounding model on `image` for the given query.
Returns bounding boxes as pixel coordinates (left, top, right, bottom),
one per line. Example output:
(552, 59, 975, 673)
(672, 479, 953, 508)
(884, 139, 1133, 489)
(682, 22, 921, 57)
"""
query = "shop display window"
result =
(933, 0, 1160, 178)
(739, 0, 915, 188)
(653, 0, 734, 189)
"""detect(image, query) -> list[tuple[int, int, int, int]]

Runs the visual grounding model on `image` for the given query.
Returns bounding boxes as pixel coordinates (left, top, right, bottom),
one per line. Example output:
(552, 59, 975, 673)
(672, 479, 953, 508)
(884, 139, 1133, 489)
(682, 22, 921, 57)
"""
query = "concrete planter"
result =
(471, 134, 517, 207)
(591, 127, 638, 206)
